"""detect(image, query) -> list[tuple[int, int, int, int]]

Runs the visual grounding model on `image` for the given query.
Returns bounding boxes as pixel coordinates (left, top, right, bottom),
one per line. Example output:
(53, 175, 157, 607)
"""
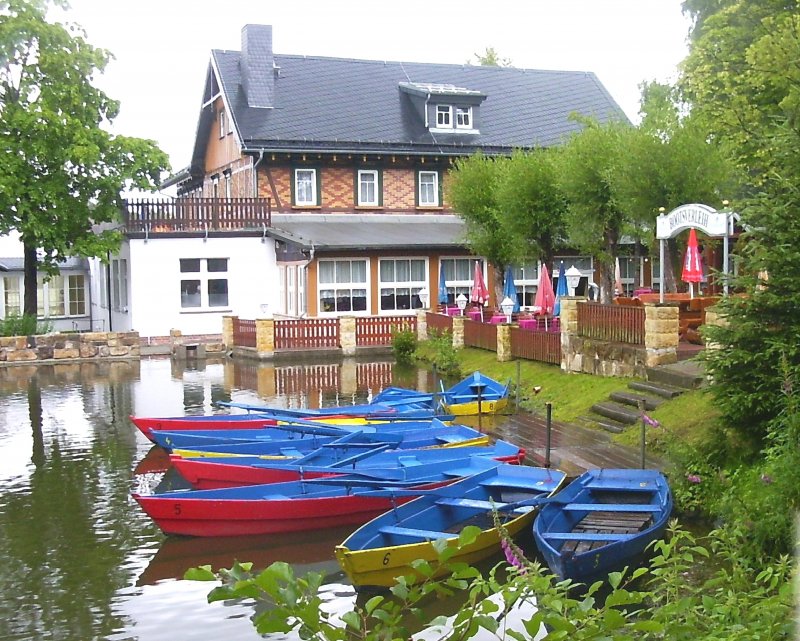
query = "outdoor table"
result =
(490, 315, 507, 324)
(445, 306, 462, 316)
(468, 309, 484, 322)
(518, 318, 538, 330)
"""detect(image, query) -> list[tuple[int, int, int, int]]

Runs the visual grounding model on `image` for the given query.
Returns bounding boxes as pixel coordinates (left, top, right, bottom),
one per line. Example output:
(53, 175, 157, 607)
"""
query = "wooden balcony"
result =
(123, 198, 271, 234)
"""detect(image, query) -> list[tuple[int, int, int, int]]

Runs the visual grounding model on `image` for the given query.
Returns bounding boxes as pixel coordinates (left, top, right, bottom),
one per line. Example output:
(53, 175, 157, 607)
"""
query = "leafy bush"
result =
(415, 330, 460, 377)
(187, 521, 793, 641)
(390, 328, 417, 364)
(0, 313, 52, 337)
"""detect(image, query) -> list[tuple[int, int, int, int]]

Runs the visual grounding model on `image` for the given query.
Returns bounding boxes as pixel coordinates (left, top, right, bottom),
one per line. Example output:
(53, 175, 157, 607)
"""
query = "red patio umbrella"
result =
(534, 263, 556, 329)
(681, 228, 704, 299)
(470, 261, 489, 320)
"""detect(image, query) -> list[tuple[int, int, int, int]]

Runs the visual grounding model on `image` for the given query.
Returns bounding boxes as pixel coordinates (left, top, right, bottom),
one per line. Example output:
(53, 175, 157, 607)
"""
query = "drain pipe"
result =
(252, 150, 265, 196)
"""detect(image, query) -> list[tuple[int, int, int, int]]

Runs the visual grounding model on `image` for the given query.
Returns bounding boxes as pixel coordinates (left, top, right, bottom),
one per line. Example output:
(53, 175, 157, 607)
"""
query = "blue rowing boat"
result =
(335, 463, 566, 588)
(532, 468, 673, 584)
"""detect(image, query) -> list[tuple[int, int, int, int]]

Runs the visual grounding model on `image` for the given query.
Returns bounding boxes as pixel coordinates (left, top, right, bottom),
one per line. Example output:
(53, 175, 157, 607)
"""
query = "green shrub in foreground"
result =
(0, 313, 52, 337)
(187, 521, 794, 641)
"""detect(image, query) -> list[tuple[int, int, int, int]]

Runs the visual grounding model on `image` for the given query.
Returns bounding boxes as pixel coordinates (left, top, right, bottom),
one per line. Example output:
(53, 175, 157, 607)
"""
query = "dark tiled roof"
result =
(212, 41, 627, 156)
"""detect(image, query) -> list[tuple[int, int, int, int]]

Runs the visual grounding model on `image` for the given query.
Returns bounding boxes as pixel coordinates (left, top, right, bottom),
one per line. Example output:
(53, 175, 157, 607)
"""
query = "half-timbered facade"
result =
(98, 24, 626, 339)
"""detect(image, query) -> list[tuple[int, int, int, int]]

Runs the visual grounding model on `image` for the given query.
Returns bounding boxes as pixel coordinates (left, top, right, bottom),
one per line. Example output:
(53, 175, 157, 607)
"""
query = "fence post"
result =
(451, 316, 465, 349)
(416, 309, 428, 341)
(222, 315, 236, 349)
(643, 302, 679, 367)
(558, 297, 582, 373)
(255, 318, 275, 359)
(496, 323, 513, 362)
(340, 316, 357, 355)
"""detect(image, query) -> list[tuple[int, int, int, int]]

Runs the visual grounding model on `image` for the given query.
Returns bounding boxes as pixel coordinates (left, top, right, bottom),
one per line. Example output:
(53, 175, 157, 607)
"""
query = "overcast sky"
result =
(56, 0, 693, 178)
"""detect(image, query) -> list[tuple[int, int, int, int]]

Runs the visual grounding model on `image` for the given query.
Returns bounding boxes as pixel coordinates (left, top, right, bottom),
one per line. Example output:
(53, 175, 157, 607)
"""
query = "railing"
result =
(123, 197, 271, 233)
(426, 312, 453, 335)
(356, 315, 417, 347)
(463, 318, 498, 352)
(510, 326, 562, 365)
(274, 318, 340, 350)
(577, 302, 645, 345)
(232, 318, 257, 348)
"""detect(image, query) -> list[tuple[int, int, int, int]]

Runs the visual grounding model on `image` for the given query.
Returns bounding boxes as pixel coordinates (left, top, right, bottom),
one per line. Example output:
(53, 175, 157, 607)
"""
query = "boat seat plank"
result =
(380, 525, 453, 540)
(585, 481, 655, 492)
(437, 497, 534, 515)
(279, 448, 305, 458)
(541, 532, 633, 542)
(563, 504, 660, 513)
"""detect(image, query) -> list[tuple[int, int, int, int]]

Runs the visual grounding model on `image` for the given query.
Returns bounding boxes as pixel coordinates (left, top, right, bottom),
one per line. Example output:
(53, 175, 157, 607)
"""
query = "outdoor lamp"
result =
(565, 265, 582, 296)
(500, 296, 515, 323)
(418, 287, 429, 310)
(456, 293, 468, 315)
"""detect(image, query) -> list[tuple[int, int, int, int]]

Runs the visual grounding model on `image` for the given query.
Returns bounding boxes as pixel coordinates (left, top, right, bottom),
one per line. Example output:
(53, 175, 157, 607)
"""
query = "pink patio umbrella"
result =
(533, 263, 556, 329)
(470, 260, 490, 320)
(681, 228, 704, 299)
(614, 257, 624, 297)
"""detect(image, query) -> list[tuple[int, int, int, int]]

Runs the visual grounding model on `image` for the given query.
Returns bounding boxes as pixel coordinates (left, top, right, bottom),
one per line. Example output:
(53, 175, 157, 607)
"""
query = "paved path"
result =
(478, 412, 665, 478)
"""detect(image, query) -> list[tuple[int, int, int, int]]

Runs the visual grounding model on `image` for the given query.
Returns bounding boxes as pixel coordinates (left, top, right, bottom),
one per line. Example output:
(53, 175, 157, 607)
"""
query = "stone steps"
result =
(609, 390, 664, 411)
(645, 365, 705, 390)
(589, 401, 641, 426)
(628, 380, 686, 399)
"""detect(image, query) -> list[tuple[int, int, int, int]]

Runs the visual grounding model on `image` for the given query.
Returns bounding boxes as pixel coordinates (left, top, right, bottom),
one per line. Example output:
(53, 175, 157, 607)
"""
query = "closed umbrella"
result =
(437, 262, 448, 306)
(553, 261, 568, 317)
(614, 257, 623, 297)
(681, 228, 704, 299)
(502, 266, 520, 313)
(533, 263, 556, 330)
(470, 260, 490, 321)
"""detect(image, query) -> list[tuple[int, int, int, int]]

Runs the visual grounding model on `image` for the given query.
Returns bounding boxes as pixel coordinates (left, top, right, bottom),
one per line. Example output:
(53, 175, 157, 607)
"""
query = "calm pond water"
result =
(0, 355, 461, 641)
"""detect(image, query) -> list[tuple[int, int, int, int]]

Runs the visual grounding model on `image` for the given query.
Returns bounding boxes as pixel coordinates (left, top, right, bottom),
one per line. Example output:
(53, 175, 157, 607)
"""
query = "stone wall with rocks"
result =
(0, 331, 141, 364)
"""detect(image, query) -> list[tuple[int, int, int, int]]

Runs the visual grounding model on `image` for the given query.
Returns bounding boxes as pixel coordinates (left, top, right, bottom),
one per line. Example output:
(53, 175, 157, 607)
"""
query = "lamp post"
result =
(456, 293, 467, 316)
(565, 265, 582, 296)
(418, 287, 429, 310)
(500, 296, 515, 324)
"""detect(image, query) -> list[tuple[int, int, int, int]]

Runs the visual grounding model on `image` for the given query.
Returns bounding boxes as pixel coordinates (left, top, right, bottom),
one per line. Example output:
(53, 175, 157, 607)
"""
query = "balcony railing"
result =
(123, 198, 271, 233)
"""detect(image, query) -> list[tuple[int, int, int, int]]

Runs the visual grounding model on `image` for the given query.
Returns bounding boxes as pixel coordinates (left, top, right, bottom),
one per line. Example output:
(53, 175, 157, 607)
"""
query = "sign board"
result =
(656, 204, 730, 239)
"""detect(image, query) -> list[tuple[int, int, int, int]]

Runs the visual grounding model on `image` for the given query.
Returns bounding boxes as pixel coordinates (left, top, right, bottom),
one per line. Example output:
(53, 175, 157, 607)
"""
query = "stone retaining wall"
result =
(0, 331, 141, 364)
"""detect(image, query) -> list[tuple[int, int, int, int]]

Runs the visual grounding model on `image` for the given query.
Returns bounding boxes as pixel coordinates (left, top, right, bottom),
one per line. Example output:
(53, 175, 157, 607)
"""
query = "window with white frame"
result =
(555, 256, 594, 296)
(439, 258, 475, 305)
(357, 169, 380, 207)
(180, 258, 229, 310)
(511, 263, 541, 309)
(456, 106, 472, 129)
(219, 110, 226, 138)
(436, 105, 452, 127)
(318, 259, 367, 313)
(223, 170, 232, 199)
(111, 259, 128, 312)
(379, 258, 426, 312)
(294, 168, 318, 206)
(418, 171, 439, 207)
(3, 276, 20, 317)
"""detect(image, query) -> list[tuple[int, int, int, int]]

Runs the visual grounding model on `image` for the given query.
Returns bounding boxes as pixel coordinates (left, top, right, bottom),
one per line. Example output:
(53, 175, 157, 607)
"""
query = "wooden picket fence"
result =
(232, 318, 257, 348)
(577, 302, 645, 345)
(274, 318, 340, 350)
(510, 326, 562, 365)
(463, 318, 498, 352)
(356, 315, 417, 346)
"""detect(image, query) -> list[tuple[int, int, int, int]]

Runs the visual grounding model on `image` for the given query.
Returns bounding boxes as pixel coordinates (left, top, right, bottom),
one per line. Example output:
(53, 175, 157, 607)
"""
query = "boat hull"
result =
(532, 468, 673, 584)
(336, 463, 565, 588)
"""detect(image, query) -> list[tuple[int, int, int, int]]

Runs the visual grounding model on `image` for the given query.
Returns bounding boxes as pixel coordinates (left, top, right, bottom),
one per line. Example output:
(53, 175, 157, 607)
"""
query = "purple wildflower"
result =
(500, 537, 527, 574)
(687, 474, 702, 484)
(761, 474, 774, 485)
(641, 413, 661, 428)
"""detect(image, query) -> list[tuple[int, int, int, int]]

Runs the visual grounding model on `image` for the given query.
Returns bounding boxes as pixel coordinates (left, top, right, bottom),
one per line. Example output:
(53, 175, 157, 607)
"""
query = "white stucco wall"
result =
(126, 236, 278, 337)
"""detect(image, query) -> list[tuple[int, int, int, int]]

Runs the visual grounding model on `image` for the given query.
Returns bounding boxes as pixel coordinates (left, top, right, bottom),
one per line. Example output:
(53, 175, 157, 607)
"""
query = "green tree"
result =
(495, 148, 567, 270)
(556, 118, 630, 302)
(470, 46, 511, 67)
(0, 0, 169, 315)
(447, 152, 515, 299)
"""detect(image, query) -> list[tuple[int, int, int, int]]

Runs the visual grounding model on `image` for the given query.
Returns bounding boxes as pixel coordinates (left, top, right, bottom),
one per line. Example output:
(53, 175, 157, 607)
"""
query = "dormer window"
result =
(436, 105, 452, 128)
(456, 106, 472, 129)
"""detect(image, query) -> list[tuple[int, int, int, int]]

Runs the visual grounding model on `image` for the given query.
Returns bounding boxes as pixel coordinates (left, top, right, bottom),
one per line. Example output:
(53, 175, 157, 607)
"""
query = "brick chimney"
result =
(240, 24, 274, 109)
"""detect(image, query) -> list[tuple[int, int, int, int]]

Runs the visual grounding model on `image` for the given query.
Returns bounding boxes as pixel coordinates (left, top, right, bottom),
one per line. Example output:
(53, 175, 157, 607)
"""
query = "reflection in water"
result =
(0, 355, 441, 641)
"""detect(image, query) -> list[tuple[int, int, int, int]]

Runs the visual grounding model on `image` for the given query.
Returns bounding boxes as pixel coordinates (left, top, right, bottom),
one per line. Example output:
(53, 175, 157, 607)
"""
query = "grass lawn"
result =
(423, 347, 721, 455)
